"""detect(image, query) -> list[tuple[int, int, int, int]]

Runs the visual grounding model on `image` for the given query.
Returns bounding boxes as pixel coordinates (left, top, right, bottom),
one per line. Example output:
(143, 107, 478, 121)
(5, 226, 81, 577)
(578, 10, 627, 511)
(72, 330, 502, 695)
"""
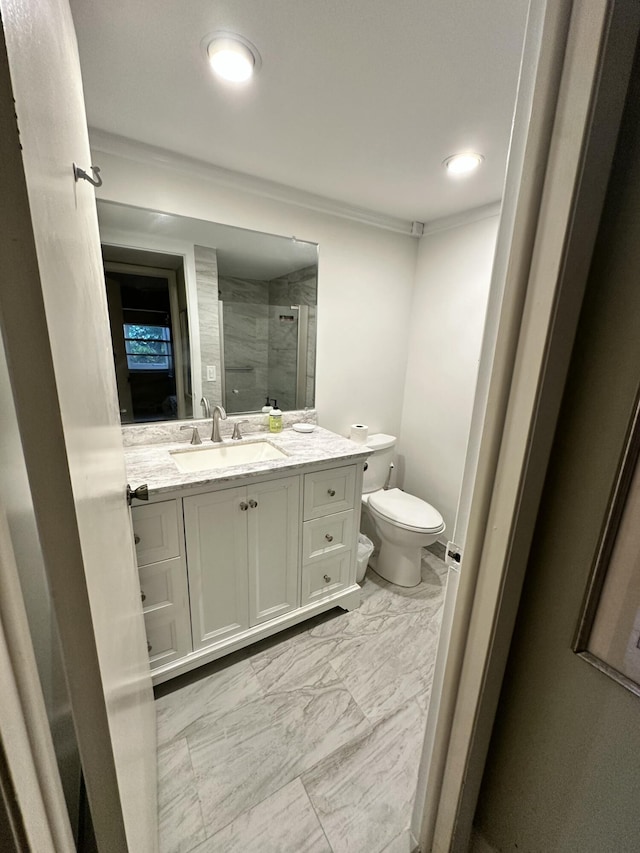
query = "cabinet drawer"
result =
(138, 557, 187, 613)
(303, 510, 354, 564)
(303, 466, 356, 519)
(131, 500, 180, 566)
(301, 552, 352, 605)
(144, 608, 192, 670)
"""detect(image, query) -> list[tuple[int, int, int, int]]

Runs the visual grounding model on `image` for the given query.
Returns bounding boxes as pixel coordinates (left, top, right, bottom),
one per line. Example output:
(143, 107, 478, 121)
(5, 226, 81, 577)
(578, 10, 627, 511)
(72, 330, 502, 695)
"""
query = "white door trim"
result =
(0, 500, 75, 852)
(415, 0, 640, 850)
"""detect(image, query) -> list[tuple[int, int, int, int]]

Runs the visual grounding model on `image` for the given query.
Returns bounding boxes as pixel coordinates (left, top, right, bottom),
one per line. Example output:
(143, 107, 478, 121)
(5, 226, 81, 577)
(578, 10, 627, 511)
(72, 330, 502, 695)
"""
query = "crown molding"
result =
(421, 201, 502, 236)
(88, 129, 415, 236)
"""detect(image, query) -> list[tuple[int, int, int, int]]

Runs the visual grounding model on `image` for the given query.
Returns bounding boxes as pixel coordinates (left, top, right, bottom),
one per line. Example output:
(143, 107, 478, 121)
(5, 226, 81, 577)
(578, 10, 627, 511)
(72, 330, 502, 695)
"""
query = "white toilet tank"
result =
(362, 434, 396, 493)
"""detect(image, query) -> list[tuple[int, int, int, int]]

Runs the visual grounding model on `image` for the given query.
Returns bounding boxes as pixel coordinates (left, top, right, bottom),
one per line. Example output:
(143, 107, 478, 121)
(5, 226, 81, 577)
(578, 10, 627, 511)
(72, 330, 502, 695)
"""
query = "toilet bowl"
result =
(361, 435, 445, 587)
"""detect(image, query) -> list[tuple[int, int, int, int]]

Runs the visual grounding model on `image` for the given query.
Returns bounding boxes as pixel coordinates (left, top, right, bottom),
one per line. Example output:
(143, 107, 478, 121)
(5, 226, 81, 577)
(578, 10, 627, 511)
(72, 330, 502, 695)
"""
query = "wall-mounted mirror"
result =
(97, 200, 318, 423)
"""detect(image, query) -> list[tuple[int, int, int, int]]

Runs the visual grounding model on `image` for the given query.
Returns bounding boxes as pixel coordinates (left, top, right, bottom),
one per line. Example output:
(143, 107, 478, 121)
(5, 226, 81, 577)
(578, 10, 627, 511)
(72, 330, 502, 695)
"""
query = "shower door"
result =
(220, 301, 313, 413)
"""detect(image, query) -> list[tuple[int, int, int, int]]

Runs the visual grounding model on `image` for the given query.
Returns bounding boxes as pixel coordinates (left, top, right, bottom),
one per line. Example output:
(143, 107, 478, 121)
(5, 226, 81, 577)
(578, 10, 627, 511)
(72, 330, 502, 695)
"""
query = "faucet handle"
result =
(180, 424, 202, 445)
(231, 420, 249, 440)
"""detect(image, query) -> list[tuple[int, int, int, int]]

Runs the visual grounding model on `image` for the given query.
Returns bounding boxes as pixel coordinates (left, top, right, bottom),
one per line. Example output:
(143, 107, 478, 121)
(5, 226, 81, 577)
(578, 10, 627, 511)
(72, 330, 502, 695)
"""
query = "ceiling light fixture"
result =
(443, 152, 484, 175)
(205, 33, 261, 84)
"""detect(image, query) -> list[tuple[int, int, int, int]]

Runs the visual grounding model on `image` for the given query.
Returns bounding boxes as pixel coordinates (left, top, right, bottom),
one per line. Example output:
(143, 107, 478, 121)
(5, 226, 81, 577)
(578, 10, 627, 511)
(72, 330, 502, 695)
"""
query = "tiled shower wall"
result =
(268, 266, 317, 410)
(209, 265, 317, 414)
(218, 274, 269, 413)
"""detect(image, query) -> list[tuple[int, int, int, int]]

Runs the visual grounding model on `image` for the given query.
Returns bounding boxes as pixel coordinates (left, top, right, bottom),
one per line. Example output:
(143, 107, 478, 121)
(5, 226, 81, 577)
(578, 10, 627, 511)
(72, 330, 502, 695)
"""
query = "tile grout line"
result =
(299, 775, 335, 853)
(182, 732, 209, 852)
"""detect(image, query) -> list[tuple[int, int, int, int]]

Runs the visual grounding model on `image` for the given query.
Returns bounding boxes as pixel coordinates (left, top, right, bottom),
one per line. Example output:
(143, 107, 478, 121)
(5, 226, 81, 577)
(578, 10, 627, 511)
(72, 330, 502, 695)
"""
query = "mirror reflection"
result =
(98, 200, 318, 423)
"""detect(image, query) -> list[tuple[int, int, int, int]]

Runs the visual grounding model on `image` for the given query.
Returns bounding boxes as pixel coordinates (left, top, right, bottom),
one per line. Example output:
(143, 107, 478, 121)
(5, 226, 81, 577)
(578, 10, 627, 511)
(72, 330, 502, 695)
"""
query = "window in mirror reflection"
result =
(104, 258, 191, 423)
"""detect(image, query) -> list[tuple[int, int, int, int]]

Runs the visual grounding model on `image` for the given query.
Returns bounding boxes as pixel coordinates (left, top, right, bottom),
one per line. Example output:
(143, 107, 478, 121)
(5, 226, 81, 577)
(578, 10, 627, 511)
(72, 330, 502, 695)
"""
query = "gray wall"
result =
(473, 55, 640, 853)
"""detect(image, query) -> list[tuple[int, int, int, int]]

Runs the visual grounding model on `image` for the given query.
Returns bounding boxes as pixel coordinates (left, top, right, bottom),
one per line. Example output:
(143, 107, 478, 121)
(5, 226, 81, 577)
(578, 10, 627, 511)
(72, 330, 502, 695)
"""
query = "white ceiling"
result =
(70, 0, 529, 224)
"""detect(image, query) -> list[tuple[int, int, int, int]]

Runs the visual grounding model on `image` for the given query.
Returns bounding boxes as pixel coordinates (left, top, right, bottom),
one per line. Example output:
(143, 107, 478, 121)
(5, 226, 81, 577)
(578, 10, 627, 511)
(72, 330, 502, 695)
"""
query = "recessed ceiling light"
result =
(205, 33, 261, 84)
(443, 152, 484, 175)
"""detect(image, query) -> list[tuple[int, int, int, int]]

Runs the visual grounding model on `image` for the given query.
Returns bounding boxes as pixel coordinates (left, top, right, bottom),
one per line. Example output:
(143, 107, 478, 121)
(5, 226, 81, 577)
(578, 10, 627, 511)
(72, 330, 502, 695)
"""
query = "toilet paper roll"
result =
(349, 424, 369, 444)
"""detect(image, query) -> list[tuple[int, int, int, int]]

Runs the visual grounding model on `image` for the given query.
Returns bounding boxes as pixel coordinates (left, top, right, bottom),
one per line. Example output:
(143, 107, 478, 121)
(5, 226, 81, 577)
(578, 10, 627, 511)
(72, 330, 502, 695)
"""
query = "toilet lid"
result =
(368, 488, 445, 533)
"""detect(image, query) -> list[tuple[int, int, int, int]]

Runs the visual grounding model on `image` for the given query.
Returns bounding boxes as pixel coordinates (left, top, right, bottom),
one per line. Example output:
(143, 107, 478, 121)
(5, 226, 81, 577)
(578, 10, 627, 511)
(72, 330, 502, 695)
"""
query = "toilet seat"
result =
(368, 488, 445, 534)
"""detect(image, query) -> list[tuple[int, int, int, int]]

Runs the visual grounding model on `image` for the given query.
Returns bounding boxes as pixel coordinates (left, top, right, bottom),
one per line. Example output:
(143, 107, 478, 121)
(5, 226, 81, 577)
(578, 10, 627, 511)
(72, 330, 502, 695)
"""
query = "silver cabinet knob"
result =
(240, 502, 249, 511)
(134, 534, 140, 545)
(325, 533, 334, 542)
(141, 590, 146, 603)
(248, 499, 258, 509)
(327, 488, 336, 497)
(323, 574, 331, 583)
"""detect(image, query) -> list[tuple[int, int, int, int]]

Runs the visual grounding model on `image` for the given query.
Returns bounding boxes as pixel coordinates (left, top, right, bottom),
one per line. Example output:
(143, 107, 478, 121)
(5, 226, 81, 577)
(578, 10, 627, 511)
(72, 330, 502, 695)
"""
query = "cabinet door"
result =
(184, 487, 249, 649)
(248, 476, 300, 626)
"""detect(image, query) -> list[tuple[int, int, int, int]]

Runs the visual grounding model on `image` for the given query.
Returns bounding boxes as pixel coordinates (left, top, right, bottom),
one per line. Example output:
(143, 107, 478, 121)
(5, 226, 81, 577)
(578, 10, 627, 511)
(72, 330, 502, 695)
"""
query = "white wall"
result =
(397, 213, 499, 537)
(93, 148, 418, 438)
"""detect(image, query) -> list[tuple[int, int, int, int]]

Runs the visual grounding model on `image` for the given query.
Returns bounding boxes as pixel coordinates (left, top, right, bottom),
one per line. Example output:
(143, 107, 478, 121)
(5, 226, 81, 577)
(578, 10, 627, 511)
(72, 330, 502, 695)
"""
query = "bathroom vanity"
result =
(126, 425, 368, 684)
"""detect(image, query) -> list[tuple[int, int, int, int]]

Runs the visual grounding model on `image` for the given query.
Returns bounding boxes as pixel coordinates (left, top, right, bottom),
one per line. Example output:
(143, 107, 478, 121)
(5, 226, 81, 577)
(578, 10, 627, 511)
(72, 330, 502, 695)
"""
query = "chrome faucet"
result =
(211, 404, 227, 442)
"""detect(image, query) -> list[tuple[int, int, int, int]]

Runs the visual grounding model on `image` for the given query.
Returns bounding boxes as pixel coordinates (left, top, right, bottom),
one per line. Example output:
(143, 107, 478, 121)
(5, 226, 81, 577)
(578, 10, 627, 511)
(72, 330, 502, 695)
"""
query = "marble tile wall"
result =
(155, 553, 447, 853)
(267, 266, 318, 410)
(219, 275, 269, 413)
(194, 246, 222, 409)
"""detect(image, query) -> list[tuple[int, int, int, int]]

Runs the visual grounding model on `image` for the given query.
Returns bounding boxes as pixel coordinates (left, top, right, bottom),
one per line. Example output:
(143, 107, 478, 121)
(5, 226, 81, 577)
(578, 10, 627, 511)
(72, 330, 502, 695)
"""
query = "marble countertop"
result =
(125, 426, 370, 497)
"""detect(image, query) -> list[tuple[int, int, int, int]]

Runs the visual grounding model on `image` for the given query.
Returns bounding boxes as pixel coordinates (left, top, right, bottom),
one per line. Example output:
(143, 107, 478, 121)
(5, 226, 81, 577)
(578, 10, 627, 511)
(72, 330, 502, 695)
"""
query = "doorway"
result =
(103, 258, 191, 422)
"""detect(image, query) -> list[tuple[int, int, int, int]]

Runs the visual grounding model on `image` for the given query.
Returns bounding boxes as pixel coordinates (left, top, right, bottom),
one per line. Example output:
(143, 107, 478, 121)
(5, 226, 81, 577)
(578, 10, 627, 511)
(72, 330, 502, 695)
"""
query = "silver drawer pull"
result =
(240, 502, 249, 511)
(141, 590, 146, 603)
(248, 499, 258, 508)
(327, 488, 336, 497)
(134, 534, 140, 545)
(325, 533, 334, 542)
(147, 642, 152, 654)
(323, 574, 331, 583)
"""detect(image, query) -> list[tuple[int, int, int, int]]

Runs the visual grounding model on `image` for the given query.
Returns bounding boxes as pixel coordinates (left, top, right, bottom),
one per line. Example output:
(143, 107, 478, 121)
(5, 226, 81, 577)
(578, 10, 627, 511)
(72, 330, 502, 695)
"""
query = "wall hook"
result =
(73, 163, 103, 188)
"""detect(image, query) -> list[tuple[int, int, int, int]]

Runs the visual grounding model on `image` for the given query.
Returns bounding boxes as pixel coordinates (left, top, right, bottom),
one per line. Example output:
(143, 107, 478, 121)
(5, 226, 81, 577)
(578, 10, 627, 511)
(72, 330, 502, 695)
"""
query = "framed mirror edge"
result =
(573, 384, 640, 697)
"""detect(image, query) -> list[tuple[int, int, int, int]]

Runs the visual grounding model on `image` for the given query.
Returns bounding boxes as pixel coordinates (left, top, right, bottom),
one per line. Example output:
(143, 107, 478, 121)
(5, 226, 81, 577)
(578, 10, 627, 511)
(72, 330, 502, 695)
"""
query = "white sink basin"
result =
(170, 440, 288, 473)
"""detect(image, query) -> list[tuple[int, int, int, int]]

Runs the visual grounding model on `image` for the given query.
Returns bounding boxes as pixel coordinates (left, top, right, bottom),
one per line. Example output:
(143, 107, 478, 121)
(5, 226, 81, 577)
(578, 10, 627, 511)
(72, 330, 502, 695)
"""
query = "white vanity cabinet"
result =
(130, 456, 364, 684)
(183, 475, 300, 650)
(131, 500, 192, 668)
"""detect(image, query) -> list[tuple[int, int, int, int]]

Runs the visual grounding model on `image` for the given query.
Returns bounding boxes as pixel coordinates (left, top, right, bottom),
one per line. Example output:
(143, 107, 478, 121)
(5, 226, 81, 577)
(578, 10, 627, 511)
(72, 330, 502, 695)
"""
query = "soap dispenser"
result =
(261, 395, 272, 427)
(269, 399, 283, 433)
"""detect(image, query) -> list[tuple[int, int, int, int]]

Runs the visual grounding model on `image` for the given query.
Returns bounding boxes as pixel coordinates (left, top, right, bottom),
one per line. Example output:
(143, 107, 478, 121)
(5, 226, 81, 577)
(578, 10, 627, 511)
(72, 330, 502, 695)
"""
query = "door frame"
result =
(414, 1, 640, 850)
(104, 260, 187, 419)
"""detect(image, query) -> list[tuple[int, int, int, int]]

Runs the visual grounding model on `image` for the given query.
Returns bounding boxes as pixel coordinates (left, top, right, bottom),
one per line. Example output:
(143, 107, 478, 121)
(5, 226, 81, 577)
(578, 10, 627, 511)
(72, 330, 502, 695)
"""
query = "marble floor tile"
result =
(190, 779, 331, 853)
(302, 700, 425, 853)
(157, 737, 206, 853)
(187, 662, 371, 837)
(326, 605, 443, 723)
(155, 655, 264, 746)
(249, 628, 340, 694)
(379, 829, 419, 853)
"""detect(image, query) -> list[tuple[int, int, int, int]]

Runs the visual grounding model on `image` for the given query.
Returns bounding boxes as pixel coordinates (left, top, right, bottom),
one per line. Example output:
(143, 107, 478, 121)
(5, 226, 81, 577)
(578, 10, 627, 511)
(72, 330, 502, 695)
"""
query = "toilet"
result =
(361, 434, 445, 587)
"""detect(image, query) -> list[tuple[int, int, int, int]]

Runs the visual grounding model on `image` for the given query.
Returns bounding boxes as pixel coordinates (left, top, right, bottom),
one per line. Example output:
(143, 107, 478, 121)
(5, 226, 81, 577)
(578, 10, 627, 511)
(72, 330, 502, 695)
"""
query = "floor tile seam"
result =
(325, 657, 374, 728)
(299, 774, 335, 853)
(192, 776, 321, 846)
(295, 697, 393, 788)
(183, 729, 209, 847)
